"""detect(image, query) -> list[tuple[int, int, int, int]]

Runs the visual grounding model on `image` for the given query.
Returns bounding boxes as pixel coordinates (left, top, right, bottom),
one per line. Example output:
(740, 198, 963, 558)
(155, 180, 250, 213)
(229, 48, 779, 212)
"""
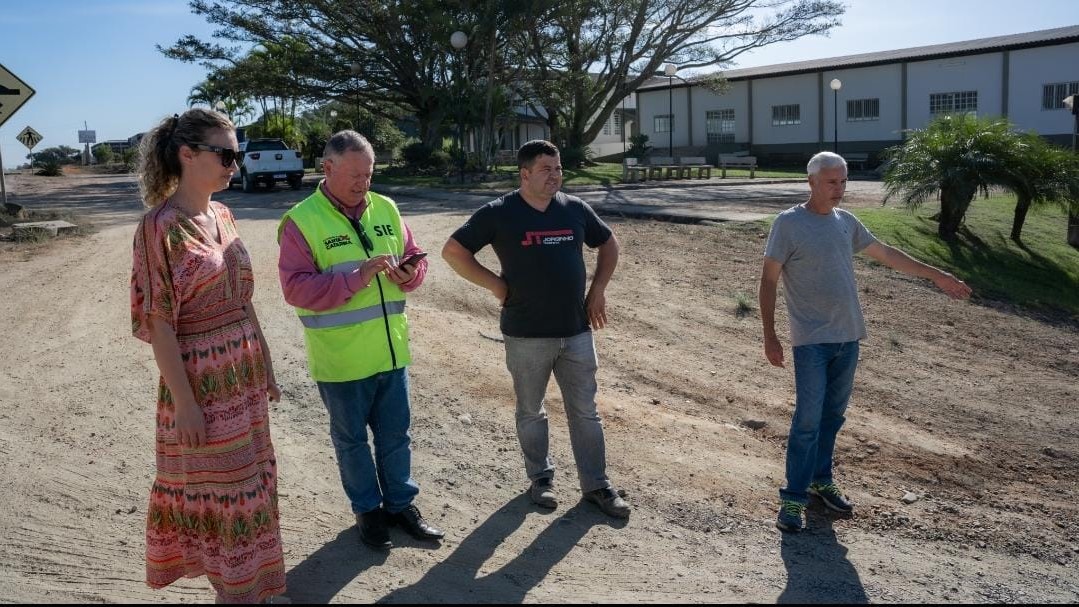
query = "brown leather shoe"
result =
(584, 487, 631, 518)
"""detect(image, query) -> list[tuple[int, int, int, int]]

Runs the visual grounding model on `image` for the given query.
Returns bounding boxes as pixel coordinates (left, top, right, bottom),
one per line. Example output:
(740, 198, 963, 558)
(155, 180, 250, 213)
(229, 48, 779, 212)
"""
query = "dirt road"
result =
(0, 173, 1076, 603)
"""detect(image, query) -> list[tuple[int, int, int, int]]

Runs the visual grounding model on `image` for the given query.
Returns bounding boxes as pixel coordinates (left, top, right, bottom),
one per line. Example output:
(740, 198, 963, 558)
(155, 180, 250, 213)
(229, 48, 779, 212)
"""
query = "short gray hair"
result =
(807, 151, 847, 176)
(323, 130, 374, 160)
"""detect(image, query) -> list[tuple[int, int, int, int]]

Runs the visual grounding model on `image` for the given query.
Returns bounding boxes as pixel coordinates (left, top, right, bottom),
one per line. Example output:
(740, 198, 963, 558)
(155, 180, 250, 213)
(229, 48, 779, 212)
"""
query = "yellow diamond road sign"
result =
(0, 62, 36, 129)
(17, 126, 43, 149)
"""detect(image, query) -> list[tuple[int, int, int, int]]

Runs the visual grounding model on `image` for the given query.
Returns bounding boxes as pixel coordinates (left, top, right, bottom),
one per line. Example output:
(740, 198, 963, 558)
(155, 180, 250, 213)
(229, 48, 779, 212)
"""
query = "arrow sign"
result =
(17, 126, 43, 150)
(0, 62, 36, 129)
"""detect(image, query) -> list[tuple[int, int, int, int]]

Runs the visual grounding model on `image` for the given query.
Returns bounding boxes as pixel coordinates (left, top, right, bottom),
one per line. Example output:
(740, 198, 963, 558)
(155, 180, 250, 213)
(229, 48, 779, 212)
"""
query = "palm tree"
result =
(882, 114, 1025, 241)
(1007, 134, 1079, 242)
(186, 81, 220, 108)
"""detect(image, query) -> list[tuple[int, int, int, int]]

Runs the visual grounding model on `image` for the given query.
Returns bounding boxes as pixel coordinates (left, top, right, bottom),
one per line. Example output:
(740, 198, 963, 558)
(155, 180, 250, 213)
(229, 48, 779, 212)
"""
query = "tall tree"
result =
(161, 1, 500, 150)
(518, 0, 844, 165)
(162, 1, 842, 162)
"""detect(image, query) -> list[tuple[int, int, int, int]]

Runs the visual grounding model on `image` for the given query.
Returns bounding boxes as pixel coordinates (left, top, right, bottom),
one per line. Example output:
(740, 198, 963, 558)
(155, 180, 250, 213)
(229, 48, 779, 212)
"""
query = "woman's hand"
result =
(174, 401, 207, 448)
(267, 378, 282, 402)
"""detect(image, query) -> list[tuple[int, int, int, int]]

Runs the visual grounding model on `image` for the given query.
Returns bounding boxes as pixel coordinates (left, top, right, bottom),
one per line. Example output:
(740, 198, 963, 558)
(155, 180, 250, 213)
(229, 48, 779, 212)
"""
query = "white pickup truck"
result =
(231, 138, 305, 192)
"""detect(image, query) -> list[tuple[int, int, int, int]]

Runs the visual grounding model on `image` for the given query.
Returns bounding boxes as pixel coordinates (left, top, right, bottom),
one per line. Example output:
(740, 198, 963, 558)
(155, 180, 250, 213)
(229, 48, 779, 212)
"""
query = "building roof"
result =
(638, 24, 1079, 91)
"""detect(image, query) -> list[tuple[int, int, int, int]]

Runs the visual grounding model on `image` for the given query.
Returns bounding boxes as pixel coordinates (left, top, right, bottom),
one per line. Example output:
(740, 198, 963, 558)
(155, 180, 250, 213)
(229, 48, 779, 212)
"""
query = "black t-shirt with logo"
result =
(451, 190, 613, 338)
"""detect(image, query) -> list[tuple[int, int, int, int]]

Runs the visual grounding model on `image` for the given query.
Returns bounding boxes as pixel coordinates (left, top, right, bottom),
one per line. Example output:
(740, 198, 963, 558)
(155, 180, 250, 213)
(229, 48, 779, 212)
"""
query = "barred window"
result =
(930, 91, 978, 116)
(602, 115, 612, 136)
(1043, 82, 1079, 110)
(614, 111, 623, 136)
(706, 109, 735, 144)
(654, 114, 673, 133)
(772, 104, 800, 126)
(846, 98, 880, 122)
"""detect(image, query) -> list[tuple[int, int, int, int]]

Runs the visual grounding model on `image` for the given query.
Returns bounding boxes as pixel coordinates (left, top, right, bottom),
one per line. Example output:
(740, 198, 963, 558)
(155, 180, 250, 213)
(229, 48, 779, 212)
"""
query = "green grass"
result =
(850, 195, 1079, 317)
(370, 162, 804, 189)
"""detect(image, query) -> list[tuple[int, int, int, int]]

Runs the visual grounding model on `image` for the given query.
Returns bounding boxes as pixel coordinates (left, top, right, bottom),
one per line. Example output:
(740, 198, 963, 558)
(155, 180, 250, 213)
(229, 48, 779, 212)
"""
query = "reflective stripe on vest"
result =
(298, 300, 406, 329)
(279, 185, 411, 382)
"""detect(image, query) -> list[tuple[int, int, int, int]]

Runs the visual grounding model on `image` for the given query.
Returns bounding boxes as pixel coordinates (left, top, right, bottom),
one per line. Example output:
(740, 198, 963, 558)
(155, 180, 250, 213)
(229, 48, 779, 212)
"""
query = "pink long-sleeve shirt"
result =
(278, 183, 427, 312)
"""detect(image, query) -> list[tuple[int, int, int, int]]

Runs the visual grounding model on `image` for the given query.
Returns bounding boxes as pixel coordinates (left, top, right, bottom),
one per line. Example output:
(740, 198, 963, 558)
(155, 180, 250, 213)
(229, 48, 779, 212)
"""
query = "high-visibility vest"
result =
(279, 185, 410, 382)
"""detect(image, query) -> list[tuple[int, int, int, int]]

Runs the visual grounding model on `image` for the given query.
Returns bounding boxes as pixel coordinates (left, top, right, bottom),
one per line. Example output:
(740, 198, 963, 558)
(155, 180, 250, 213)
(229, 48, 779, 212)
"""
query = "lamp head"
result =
(830, 78, 842, 91)
(451, 31, 468, 50)
(1065, 94, 1077, 114)
(664, 63, 677, 77)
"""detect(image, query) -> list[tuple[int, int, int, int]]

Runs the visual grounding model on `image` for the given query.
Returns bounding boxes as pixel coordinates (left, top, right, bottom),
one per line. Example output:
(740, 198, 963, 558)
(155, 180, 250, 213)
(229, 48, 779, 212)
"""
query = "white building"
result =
(635, 25, 1079, 165)
(495, 93, 636, 161)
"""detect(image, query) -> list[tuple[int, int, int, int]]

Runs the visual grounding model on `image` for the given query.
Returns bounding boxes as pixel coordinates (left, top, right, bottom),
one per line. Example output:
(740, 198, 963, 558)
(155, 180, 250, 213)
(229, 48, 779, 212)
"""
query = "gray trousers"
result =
(503, 331, 611, 493)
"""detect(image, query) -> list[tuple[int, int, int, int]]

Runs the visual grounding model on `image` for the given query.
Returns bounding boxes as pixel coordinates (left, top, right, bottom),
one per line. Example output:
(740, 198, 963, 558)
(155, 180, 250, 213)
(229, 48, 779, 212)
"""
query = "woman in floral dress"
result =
(130, 108, 287, 603)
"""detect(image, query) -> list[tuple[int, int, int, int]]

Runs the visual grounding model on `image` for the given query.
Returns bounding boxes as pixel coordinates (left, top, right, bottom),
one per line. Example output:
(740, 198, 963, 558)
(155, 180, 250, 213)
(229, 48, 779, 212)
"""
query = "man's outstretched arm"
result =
(862, 242, 972, 300)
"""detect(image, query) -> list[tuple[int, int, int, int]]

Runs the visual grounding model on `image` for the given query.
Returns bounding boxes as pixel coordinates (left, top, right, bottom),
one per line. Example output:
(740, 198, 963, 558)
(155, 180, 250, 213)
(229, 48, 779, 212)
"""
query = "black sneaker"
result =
(355, 508, 392, 550)
(809, 482, 854, 514)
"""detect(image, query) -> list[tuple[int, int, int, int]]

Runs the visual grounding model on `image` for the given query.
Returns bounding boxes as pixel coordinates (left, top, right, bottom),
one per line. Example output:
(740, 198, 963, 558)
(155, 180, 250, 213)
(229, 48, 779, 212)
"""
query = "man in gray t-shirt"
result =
(759, 152, 971, 533)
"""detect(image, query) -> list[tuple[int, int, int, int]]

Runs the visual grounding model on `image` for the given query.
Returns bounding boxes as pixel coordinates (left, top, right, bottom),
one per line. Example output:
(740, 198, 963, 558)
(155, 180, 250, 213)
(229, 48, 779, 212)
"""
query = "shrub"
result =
(559, 145, 592, 169)
(36, 160, 62, 176)
(627, 134, 652, 160)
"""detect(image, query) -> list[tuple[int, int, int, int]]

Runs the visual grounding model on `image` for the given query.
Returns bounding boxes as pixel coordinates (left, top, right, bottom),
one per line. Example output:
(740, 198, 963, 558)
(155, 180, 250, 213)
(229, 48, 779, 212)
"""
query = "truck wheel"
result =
(289, 175, 303, 190)
(242, 171, 254, 193)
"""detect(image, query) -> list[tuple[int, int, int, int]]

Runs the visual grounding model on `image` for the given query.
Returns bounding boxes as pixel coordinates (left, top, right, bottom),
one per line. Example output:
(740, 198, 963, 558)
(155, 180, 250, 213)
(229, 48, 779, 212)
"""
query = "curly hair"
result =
(137, 108, 234, 207)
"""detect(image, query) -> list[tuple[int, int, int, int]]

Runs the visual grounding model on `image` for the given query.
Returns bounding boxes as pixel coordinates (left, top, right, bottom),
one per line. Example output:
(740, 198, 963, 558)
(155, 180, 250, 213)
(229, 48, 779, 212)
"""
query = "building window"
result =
(1043, 82, 1079, 110)
(846, 98, 880, 122)
(654, 114, 673, 133)
(771, 104, 801, 126)
(930, 91, 978, 116)
(614, 111, 623, 136)
(706, 109, 735, 143)
(602, 115, 611, 136)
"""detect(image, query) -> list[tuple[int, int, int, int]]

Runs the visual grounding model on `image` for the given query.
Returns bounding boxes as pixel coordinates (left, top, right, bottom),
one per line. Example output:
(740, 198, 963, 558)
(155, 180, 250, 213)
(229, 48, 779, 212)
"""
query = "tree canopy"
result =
(162, 0, 843, 166)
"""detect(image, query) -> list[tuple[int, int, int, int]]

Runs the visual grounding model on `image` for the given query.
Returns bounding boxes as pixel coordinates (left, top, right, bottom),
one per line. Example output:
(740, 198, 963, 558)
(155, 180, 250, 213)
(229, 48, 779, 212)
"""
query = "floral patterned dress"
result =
(131, 200, 285, 603)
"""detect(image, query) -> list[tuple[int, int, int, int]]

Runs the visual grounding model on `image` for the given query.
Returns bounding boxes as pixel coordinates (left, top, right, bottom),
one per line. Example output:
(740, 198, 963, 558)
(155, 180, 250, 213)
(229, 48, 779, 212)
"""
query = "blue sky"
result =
(1, 0, 1078, 168)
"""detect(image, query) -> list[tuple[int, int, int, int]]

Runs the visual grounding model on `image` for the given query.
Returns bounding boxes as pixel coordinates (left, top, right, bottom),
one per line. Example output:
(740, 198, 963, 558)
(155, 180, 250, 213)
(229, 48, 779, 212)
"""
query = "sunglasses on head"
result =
(190, 143, 240, 167)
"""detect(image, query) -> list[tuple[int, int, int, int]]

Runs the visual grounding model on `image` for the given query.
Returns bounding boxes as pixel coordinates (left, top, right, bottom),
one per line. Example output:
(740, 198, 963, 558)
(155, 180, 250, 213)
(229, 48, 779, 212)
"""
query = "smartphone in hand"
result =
(397, 252, 428, 269)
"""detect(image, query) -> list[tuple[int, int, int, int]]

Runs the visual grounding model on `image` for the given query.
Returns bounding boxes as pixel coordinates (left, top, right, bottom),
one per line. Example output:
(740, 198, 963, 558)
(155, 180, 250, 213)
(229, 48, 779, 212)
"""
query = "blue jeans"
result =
(503, 331, 612, 493)
(317, 368, 420, 514)
(780, 341, 860, 504)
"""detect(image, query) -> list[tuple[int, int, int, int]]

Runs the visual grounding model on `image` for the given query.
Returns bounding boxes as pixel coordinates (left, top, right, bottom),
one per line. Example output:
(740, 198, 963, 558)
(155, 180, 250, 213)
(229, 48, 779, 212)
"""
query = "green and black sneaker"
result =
(809, 482, 853, 513)
(776, 500, 806, 532)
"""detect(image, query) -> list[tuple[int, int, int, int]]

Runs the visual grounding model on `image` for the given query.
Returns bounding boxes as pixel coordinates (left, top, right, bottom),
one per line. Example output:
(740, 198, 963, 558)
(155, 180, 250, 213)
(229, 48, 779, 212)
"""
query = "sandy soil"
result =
(0, 171, 1076, 603)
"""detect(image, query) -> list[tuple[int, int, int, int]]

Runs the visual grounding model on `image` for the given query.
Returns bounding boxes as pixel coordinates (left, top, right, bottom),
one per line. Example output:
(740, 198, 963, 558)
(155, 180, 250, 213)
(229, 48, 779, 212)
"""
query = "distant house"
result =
(491, 90, 637, 161)
(103, 140, 132, 154)
(635, 25, 1079, 165)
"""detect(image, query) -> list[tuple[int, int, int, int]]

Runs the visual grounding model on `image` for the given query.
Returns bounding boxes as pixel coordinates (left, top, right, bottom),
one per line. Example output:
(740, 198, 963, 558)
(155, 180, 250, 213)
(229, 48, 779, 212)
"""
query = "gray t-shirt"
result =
(764, 204, 878, 347)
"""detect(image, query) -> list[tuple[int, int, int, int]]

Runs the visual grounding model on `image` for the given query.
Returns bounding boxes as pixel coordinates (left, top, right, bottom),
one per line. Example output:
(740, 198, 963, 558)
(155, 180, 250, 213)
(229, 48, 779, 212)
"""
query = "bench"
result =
(718, 155, 757, 178)
(646, 156, 680, 179)
(678, 156, 712, 179)
(844, 152, 869, 171)
(622, 157, 648, 182)
(495, 149, 517, 166)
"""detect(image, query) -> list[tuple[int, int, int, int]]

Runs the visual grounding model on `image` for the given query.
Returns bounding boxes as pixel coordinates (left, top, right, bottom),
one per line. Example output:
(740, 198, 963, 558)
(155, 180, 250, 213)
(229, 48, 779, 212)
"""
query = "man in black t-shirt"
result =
(442, 140, 630, 519)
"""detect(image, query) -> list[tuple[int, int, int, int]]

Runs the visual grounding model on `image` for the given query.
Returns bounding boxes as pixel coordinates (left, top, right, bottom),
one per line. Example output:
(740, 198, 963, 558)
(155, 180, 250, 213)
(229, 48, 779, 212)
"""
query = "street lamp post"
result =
(664, 63, 677, 158)
(350, 62, 363, 127)
(830, 78, 842, 154)
(1064, 95, 1079, 248)
(451, 30, 468, 184)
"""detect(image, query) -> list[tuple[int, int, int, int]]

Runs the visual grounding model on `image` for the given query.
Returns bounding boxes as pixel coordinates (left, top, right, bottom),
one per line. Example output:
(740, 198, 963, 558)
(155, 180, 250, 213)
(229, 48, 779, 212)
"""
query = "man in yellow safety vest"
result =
(277, 130, 443, 549)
